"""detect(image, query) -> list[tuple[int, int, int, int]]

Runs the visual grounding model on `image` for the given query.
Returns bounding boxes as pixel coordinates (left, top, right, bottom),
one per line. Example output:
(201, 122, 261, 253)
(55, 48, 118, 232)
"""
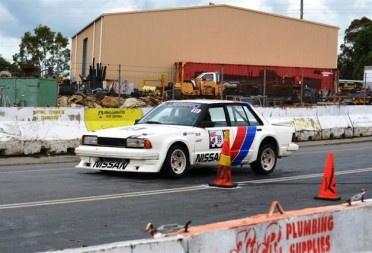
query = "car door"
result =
(226, 104, 263, 166)
(193, 105, 230, 165)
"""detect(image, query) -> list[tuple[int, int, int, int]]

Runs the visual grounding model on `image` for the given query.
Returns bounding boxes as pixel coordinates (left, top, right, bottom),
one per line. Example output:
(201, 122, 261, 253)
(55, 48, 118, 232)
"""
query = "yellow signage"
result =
(84, 108, 143, 131)
(32, 109, 65, 121)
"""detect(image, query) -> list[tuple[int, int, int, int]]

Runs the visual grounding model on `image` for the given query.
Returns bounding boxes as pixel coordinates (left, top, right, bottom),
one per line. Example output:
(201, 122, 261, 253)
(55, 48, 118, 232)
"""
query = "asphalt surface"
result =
(1, 136, 372, 166)
(1, 139, 372, 252)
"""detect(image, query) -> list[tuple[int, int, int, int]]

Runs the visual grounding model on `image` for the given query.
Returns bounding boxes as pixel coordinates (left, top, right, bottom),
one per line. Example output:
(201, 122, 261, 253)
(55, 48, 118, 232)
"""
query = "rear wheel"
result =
(250, 143, 277, 175)
(161, 144, 189, 178)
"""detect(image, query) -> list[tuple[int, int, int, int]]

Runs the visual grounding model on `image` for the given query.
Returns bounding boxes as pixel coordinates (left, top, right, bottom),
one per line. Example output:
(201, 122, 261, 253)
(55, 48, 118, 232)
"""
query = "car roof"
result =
(165, 99, 245, 105)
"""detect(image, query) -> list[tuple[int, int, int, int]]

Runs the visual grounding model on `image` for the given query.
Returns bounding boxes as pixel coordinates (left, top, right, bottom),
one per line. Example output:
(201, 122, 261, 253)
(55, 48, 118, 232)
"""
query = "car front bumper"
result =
(75, 146, 162, 173)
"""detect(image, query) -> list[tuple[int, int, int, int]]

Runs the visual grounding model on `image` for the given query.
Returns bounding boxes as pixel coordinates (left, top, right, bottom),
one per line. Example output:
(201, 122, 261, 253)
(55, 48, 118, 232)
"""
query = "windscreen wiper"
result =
(144, 121, 161, 124)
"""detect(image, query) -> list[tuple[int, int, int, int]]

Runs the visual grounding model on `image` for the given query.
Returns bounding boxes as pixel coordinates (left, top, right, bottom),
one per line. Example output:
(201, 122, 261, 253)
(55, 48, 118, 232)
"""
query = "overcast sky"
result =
(0, 0, 371, 62)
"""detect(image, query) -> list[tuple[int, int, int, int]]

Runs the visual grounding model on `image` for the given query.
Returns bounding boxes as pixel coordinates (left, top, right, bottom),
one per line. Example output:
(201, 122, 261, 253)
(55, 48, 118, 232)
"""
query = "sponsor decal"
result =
(128, 135, 139, 139)
(93, 161, 128, 170)
(183, 131, 197, 136)
(191, 108, 201, 113)
(125, 126, 147, 131)
(164, 102, 202, 108)
(209, 130, 224, 149)
(195, 153, 220, 163)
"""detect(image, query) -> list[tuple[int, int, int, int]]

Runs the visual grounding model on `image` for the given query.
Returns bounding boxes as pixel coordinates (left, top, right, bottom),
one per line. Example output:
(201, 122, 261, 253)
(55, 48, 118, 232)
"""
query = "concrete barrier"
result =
(316, 106, 353, 140)
(46, 199, 372, 253)
(258, 107, 322, 141)
(348, 105, 372, 137)
(2, 105, 372, 156)
(0, 107, 86, 155)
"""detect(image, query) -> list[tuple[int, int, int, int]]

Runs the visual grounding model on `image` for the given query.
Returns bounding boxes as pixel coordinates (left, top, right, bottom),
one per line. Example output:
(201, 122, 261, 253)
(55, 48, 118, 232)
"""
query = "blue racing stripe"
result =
(231, 126, 256, 165)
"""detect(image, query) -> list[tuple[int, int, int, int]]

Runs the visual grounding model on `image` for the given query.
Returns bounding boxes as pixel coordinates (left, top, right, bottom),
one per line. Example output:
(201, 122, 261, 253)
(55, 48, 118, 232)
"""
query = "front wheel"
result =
(161, 144, 189, 178)
(250, 143, 277, 175)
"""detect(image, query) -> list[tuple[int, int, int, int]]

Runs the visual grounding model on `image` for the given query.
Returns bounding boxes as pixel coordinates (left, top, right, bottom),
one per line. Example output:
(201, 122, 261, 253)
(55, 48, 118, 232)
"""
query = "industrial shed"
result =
(70, 4, 339, 91)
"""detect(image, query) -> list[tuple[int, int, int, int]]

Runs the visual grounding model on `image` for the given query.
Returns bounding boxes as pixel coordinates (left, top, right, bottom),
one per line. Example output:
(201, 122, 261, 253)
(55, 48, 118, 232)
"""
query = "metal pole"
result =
(220, 68, 224, 100)
(263, 69, 266, 107)
(300, 0, 303, 19)
(118, 64, 121, 98)
(365, 72, 367, 89)
(172, 64, 176, 100)
(365, 72, 367, 105)
(300, 71, 304, 104)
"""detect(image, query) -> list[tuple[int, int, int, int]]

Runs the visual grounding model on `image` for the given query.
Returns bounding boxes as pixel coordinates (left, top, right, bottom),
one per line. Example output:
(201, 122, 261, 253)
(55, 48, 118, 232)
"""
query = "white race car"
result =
(75, 100, 298, 178)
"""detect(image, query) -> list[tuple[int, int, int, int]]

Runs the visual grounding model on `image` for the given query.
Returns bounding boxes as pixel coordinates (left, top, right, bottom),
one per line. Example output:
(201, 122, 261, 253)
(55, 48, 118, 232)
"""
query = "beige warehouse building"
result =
(70, 4, 339, 89)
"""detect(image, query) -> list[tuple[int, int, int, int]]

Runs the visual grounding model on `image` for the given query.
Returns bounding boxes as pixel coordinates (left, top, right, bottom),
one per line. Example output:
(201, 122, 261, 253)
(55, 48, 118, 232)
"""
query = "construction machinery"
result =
(142, 74, 166, 97)
(173, 71, 223, 98)
(171, 61, 333, 105)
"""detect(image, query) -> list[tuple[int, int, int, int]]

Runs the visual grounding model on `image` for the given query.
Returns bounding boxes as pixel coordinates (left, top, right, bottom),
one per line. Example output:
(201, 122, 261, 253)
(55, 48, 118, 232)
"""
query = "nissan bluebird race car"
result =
(75, 100, 299, 178)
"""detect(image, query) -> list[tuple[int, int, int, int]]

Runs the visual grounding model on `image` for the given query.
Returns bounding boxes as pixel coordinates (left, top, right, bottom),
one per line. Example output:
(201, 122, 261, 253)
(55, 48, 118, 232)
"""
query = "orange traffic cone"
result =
(209, 130, 237, 188)
(314, 152, 341, 201)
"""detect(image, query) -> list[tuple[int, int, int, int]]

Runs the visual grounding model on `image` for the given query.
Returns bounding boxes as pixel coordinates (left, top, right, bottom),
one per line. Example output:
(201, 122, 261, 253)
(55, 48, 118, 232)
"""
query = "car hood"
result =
(89, 124, 195, 138)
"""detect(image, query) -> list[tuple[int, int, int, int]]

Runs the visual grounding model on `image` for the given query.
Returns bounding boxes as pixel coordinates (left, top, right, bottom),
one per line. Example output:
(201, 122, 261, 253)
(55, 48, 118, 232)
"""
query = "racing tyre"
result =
(161, 144, 189, 178)
(250, 143, 277, 175)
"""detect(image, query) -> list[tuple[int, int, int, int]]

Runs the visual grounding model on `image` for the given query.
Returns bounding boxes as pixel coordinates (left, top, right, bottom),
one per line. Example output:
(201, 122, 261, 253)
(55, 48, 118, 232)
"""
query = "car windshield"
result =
(137, 102, 206, 126)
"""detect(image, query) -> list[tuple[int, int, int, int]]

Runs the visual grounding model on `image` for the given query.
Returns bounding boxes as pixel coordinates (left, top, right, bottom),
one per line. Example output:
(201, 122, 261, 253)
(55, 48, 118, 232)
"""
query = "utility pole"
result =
(300, 71, 304, 104)
(300, 0, 303, 19)
(263, 69, 267, 107)
(118, 64, 121, 98)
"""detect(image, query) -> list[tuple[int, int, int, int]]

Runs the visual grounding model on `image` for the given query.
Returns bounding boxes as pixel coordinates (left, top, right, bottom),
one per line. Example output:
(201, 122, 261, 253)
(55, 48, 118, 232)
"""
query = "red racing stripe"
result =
(230, 126, 247, 161)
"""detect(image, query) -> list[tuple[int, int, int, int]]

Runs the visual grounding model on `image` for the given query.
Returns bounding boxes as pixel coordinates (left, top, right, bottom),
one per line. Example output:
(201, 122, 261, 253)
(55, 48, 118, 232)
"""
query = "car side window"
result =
(226, 104, 262, 126)
(243, 105, 262, 126)
(208, 106, 227, 127)
(227, 105, 249, 126)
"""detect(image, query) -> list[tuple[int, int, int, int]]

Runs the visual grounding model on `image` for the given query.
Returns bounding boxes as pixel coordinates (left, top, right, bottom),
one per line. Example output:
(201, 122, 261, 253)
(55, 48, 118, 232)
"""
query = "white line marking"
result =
(295, 146, 372, 155)
(0, 186, 208, 210)
(237, 167, 372, 184)
(0, 168, 69, 174)
(1, 168, 371, 210)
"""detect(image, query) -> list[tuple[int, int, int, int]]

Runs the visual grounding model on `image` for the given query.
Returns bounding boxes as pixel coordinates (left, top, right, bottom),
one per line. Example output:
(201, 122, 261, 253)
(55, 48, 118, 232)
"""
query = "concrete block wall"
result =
(257, 105, 372, 141)
(47, 199, 372, 253)
(2, 105, 372, 156)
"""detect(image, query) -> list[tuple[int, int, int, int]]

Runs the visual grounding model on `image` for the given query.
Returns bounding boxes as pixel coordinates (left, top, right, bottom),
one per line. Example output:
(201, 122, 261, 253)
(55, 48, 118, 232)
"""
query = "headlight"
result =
(82, 135, 98, 145)
(126, 138, 152, 148)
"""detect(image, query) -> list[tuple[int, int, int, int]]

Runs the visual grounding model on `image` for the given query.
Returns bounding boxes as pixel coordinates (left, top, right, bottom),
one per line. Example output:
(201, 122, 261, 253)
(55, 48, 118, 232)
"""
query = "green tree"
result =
(338, 17, 372, 80)
(13, 25, 70, 77)
(0, 55, 13, 71)
(0, 54, 20, 73)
